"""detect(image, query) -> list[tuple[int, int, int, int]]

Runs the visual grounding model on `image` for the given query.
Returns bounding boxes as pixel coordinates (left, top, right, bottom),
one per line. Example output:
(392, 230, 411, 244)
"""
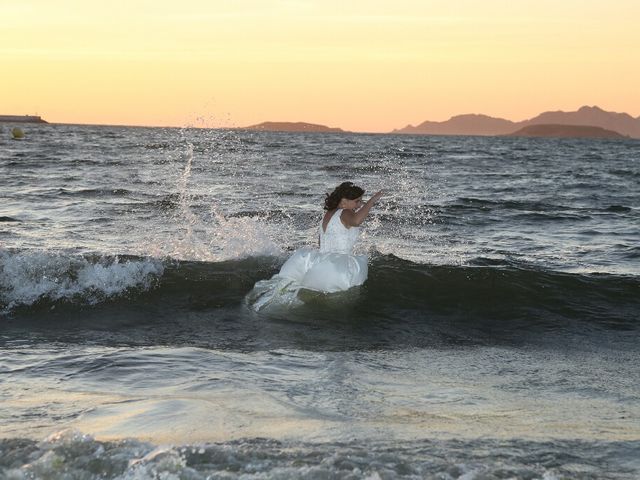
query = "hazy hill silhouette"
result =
(526, 106, 638, 137)
(393, 106, 640, 138)
(507, 124, 626, 139)
(394, 114, 516, 136)
(241, 122, 344, 133)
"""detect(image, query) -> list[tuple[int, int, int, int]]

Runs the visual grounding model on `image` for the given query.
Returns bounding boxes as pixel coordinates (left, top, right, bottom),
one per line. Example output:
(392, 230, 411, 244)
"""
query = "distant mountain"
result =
(394, 114, 516, 136)
(507, 124, 627, 139)
(524, 106, 640, 138)
(241, 121, 345, 133)
(393, 106, 640, 138)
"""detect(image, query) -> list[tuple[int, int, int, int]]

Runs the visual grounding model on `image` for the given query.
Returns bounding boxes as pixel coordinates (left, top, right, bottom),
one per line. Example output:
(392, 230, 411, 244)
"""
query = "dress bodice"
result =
(319, 209, 360, 254)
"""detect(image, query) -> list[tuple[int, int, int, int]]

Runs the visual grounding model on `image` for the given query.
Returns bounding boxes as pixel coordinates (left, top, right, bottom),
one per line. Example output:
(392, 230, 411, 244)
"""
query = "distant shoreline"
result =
(5, 122, 638, 141)
(0, 115, 47, 124)
(4, 107, 639, 140)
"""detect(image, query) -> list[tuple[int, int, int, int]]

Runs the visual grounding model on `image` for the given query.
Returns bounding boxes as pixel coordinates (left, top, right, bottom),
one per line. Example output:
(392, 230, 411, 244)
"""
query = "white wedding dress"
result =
(249, 209, 368, 310)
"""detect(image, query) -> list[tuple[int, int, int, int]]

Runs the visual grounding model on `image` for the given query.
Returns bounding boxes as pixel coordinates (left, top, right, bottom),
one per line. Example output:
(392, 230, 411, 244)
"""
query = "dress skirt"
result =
(248, 248, 368, 310)
(279, 247, 367, 293)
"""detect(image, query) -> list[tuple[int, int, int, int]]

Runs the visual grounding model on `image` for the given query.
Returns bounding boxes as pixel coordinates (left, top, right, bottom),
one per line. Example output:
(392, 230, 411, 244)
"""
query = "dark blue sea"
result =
(1, 123, 639, 479)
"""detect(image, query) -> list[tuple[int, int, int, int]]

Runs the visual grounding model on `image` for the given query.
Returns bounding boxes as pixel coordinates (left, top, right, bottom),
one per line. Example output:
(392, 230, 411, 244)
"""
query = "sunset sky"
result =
(2, 0, 639, 132)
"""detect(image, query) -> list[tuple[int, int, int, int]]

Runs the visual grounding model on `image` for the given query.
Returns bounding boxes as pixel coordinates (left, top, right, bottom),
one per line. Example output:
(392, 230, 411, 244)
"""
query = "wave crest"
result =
(0, 250, 164, 310)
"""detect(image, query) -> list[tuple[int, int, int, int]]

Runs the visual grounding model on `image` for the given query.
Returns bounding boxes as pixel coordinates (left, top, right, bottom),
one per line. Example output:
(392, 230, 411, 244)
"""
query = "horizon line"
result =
(5, 104, 640, 134)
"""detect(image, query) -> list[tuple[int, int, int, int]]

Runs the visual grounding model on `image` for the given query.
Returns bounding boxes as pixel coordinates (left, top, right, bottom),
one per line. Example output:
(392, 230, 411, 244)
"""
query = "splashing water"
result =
(124, 122, 445, 265)
(150, 133, 283, 262)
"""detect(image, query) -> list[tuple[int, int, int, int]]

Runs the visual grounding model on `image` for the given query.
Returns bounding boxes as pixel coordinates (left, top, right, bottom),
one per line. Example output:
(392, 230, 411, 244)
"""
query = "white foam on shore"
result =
(0, 428, 604, 480)
(0, 250, 164, 310)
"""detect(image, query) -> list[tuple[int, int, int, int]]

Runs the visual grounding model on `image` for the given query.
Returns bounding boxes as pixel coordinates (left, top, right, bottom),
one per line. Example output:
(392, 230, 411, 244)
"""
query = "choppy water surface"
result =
(1, 124, 639, 478)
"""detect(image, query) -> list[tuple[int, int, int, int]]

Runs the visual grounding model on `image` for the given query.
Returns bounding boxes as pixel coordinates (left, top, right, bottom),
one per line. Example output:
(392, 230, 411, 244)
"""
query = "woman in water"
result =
(249, 182, 383, 310)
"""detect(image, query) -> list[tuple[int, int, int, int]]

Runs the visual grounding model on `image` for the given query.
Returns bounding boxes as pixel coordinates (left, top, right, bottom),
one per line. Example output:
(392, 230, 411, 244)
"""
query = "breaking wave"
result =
(0, 250, 163, 311)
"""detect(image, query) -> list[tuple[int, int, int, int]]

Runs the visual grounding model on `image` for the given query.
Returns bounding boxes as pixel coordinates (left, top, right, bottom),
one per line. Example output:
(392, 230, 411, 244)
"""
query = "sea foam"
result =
(0, 250, 164, 310)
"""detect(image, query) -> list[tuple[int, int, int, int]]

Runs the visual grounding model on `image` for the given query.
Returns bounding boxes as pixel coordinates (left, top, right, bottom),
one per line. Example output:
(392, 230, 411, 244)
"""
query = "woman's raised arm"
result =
(342, 190, 384, 227)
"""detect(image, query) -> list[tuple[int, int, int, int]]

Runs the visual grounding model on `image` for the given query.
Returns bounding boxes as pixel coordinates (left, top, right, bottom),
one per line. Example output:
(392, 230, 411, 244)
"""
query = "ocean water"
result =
(0, 123, 639, 479)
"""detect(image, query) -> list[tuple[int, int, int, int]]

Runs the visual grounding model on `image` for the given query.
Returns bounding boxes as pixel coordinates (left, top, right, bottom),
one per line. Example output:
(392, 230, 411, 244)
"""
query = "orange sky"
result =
(2, 0, 639, 132)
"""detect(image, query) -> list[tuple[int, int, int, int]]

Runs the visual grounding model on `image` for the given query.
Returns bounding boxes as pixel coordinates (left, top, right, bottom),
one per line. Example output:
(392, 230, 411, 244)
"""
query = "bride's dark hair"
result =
(324, 181, 365, 211)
